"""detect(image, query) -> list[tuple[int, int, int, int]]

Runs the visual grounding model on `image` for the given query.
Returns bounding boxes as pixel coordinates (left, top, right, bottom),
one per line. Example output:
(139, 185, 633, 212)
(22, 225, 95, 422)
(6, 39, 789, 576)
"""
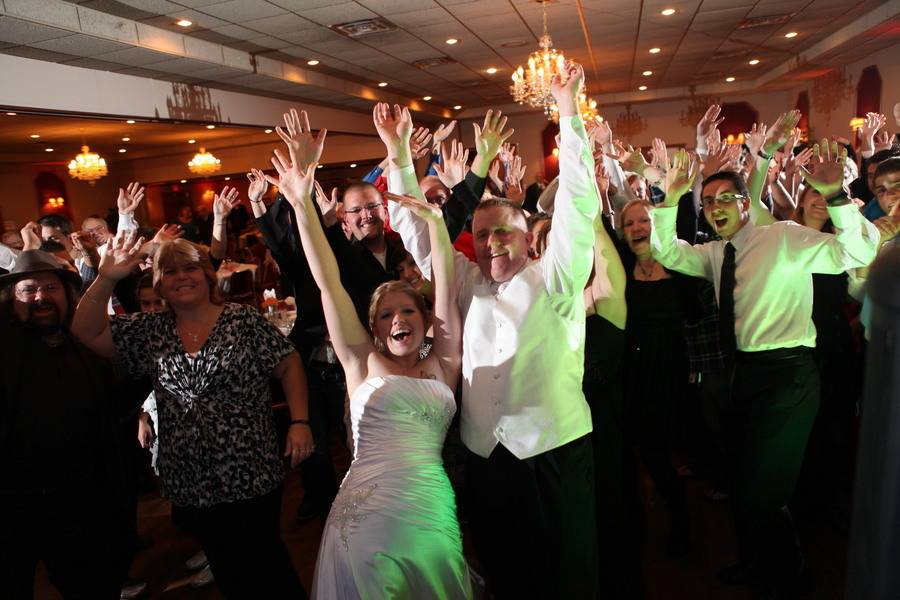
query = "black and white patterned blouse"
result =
(110, 303, 295, 507)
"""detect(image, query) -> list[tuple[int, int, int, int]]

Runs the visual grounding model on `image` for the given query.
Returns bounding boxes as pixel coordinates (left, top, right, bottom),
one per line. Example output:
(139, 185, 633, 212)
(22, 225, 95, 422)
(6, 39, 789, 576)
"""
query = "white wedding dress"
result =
(311, 375, 474, 600)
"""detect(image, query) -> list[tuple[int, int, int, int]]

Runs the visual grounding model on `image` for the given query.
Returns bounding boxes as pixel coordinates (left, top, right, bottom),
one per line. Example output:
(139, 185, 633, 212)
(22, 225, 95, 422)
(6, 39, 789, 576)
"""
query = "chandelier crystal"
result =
(68, 145, 108, 185)
(548, 93, 599, 123)
(188, 147, 221, 175)
(510, 1, 567, 110)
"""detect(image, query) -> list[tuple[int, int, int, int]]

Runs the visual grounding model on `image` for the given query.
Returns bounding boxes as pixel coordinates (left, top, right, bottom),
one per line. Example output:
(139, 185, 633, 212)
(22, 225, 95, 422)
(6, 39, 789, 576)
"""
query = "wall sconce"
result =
(46, 196, 65, 207)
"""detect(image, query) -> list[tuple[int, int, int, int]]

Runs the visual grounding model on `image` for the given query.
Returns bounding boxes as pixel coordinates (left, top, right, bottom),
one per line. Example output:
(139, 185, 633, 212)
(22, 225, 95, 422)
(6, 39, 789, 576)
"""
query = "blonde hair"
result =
(616, 199, 654, 238)
(367, 280, 428, 336)
(153, 239, 223, 307)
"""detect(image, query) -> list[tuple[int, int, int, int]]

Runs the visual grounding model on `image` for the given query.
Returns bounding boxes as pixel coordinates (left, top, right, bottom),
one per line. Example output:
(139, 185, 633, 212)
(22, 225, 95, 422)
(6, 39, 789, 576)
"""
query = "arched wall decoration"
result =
(720, 102, 759, 143)
(34, 172, 71, 220)
(795, 92, 811, 140)
(811, 67, 853, 126)
(856, 65, 882, 118)
(542, 121, 560, 181)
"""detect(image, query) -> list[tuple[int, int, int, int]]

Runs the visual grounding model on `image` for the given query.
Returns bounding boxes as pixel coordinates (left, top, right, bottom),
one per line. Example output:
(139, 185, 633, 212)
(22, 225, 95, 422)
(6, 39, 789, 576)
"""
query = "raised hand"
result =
(762, 110, 801, 157)
(588, 117, 613, 153)
(265, 148, 317, 210)
(474, 109, 514, 161)
(20, 221, 42, 251)
(499, 142, 515, 164)
(697, 105, 724, 146)
(488, 159, 504, 192)
(410, 126, 433, 160)
(213, 186, 241, 220)
(151, 224, 183, 245)
(665, 148, 699, 205)
(70, 231, 98, 254)
(618, 145, 650, 175)
(247, 168, 269, 203)
(744, 122, 768, 157)
(433, 140, 469, 189)
(549, 61, 585, 118)
(99, 230, 146, 281)
(784, 146, 813, 177)
(874, 129, 892, 153)
(384, 191, 443, 222)
(859, 112, 887, 153)
(373, 102, 413, 160)
(314, 179, 339, 227)
(650, 137, 669, 170)
(873, 215, 900, 245)
(117, 182, 144, 214)
(507, 154, 526, 187)
(701, 142, 739, 179)
(276, 108, 327, 172)
(505, 181, 525, 205)
(595, 163, 611, 197)
(431, 120, 457, 151)
(800, 138, 848, 198)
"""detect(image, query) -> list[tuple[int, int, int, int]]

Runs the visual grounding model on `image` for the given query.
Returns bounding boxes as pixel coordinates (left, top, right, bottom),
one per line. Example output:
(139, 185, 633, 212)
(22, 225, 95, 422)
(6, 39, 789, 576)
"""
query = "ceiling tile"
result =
(208, 23, 259, 40)
(199, 0, 287, 22)
(0, 16, 72, 45)
(0, 45, 76, 61)
(244, 13, 317, 35)
(356, 0, 438, 13)
(31, 33, 132, 56)
(4, 0, 81, 30)
(76, 6, 140, 44)
(96, 45, 171, 65)
(58, 56, 125, 70)
(299, 2, 378, 26)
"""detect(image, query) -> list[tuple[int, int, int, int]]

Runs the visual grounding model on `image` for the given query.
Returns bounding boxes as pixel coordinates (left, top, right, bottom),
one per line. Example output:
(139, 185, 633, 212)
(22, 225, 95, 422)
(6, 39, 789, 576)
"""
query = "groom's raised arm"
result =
(542, 64, 599, 299)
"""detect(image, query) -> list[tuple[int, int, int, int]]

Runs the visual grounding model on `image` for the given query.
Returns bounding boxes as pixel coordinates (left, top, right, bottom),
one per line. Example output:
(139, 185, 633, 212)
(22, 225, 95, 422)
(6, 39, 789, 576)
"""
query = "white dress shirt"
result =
(388, 116, 598, 459)
(650, 204, 879, 351)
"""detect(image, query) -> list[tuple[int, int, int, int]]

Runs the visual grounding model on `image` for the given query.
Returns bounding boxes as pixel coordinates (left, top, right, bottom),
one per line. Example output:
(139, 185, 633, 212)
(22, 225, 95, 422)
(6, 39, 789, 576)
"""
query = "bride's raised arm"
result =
(265, 132, 373, 384)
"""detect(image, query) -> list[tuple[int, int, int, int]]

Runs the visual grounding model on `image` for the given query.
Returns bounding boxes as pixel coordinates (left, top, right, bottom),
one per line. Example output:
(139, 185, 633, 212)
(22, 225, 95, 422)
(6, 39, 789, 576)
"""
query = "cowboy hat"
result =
(0, 250, 82, 290)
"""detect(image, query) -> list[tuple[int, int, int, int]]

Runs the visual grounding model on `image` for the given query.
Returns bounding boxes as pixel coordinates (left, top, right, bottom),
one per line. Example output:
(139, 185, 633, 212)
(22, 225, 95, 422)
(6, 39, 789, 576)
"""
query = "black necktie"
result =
(719, 242, 737, 361)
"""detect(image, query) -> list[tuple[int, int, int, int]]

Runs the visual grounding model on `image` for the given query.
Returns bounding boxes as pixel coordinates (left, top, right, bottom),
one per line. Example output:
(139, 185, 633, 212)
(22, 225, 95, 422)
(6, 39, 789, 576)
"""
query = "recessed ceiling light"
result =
(307, 59, 320, 66)
(726, 76, 735, 82)
(423, 96, 432, 101)
(445, 38, 458, 45)
(122, 137, 130, 141)
(126, 119, 135, 124)
(317, 164, 324, 169)
(638, 85, 648, 91)
(784, 31, 798, 38)
(224, 176, 231, 181)
(486, 67, 498, 74)
(118, 148, 127, 153)
(180, 179, 187, 183)
(749, 59, 760, 65)
(642, 70, 653, 76)
(6, 112, 16, 116)
(188, 139, 196, 144)
(378, 82, 388, 87)
(350, 163, 357, 168)
(649, 47, 661, 54)
(175, 19, 193, 27)
(264, 129, 272, 133)
(206, 124, 215, 129)
(453, 105, 462, 110)
(45, 148, 53, 152)
(29, 134, 39, 139)
(661, 8, 676, 16)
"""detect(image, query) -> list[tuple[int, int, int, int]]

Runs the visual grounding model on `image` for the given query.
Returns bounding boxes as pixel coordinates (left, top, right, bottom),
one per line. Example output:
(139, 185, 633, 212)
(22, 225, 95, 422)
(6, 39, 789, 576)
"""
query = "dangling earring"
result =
(374, 337, 385, 353)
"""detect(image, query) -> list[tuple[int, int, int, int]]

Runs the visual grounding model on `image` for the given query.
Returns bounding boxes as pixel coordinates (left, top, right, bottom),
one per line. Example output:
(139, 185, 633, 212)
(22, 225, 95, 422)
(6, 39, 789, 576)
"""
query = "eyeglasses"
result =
(15, 282, 61, 299)
(701, 193, 747, 209)
(344, 203, 383, 216)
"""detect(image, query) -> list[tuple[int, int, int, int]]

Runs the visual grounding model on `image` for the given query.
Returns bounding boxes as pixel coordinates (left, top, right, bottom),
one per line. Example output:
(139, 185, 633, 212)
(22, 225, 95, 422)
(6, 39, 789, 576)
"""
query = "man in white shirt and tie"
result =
(651, 132, 879, 598)
(381, 62, 599, 598)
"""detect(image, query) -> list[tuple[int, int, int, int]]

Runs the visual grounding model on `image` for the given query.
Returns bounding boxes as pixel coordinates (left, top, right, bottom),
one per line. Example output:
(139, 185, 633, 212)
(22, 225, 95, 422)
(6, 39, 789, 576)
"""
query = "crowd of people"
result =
(1, 60, 898, 600)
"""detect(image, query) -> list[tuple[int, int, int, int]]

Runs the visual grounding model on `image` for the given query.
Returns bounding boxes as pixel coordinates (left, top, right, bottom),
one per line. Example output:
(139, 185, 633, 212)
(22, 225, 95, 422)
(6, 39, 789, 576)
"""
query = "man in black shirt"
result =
(0, 251, 130, 599)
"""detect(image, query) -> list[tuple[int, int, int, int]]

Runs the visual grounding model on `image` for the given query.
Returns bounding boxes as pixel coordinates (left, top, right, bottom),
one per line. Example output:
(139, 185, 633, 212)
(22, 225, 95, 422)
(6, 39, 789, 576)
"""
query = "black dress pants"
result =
(176, 486, 307, 599)
(466, 435, 598, 600)
(727, 349, 820, 590)
(297, 359, 344, 515)
(0, 490, 126, 600)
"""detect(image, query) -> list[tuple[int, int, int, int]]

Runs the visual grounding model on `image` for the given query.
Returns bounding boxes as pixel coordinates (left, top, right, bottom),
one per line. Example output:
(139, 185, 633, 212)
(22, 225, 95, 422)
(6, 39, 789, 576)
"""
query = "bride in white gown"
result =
(266, 105, 472, 599)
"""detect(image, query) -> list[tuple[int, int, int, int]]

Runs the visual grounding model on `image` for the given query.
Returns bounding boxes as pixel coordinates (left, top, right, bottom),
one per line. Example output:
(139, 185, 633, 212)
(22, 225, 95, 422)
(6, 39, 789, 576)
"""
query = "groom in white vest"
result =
(386, 62, 599, 598)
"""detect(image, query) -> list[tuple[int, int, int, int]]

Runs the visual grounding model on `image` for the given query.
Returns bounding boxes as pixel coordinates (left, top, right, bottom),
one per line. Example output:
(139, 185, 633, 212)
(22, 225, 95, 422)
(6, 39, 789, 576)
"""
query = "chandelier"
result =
(188, 147, 221, 175)
(547, 93, 599, 123)
(68, 145, 108, 185)
(615, 104, 648, 140)
(811, 68, 853, 125)
(680, 86, 721, 128)
(510, 1, 567, 110)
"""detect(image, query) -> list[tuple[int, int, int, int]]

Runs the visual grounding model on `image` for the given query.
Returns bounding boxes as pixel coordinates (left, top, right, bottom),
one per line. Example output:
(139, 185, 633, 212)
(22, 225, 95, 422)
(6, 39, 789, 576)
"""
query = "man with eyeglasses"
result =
(651, 120, 879, 598)
(0, 250, 130, 598)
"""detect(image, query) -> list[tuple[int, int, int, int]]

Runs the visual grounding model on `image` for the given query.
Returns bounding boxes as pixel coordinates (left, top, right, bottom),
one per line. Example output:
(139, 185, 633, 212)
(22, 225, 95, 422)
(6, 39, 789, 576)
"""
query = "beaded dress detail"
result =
(311, 375, 472, 599)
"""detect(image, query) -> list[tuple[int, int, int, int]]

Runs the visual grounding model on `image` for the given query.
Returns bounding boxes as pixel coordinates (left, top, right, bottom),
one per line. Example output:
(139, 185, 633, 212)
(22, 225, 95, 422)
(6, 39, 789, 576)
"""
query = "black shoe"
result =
(718, 563, 754, 586)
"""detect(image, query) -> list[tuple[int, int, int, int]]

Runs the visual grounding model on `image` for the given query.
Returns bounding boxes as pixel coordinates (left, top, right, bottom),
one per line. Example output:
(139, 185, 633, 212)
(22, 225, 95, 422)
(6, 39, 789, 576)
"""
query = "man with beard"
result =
(0, 250, 129, 599)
